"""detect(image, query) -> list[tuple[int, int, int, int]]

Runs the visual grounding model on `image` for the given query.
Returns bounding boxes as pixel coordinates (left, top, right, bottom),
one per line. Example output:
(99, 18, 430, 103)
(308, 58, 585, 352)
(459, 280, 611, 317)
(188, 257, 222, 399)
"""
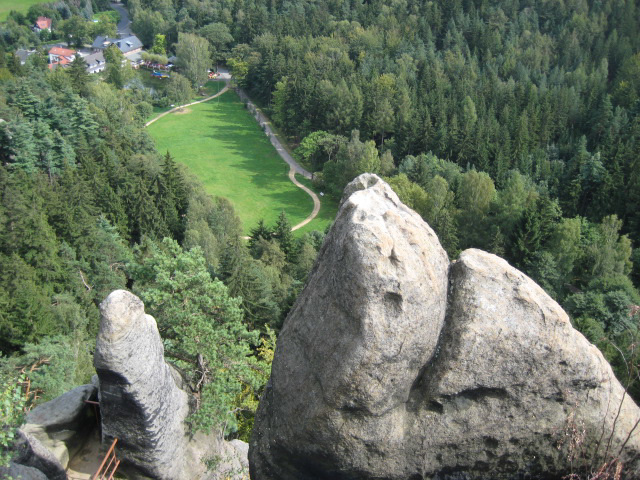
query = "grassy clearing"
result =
(92, 10, 120, 23)
(0, 0, 50, 20)
(139, 73, 225, 120)
(147, 90, 317, 234)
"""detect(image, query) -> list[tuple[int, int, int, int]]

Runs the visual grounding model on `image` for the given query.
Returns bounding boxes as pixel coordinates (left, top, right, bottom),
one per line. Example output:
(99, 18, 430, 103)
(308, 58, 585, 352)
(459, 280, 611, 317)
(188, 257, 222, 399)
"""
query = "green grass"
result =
(92, 10, 119, 23)
(0, 0, 50, 20)
(140, 73, 225, 120)
(147, 90, 320, 235)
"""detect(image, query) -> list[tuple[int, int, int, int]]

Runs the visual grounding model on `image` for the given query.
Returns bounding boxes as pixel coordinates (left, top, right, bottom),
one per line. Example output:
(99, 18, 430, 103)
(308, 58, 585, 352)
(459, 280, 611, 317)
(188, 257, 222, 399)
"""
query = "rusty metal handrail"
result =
(92, 438, 120, 480)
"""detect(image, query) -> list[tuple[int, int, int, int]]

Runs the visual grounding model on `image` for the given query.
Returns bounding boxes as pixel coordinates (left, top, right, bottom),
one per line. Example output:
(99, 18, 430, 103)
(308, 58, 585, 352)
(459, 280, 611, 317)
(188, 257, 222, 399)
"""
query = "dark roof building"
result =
(92, 35, 143, 55)
(15, 49, 36, 65)
(83, 51, 106, 74)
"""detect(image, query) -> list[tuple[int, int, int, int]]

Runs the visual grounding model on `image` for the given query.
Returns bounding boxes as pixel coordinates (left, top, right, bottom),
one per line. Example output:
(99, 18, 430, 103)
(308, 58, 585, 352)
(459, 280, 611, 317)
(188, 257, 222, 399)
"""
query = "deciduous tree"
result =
(176, 33, 210, 88)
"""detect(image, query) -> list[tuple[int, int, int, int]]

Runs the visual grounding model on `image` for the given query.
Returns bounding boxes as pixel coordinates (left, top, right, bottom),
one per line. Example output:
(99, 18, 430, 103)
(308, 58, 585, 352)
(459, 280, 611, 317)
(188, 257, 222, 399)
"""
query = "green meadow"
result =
(147, 90, 322, 235)
(0, 0, 50, 20)
(142, 77, 226, 120)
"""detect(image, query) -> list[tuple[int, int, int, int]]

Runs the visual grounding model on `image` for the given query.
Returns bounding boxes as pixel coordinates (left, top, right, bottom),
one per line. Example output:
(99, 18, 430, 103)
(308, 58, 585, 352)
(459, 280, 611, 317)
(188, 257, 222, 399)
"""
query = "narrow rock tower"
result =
(94, 290, 190, 480)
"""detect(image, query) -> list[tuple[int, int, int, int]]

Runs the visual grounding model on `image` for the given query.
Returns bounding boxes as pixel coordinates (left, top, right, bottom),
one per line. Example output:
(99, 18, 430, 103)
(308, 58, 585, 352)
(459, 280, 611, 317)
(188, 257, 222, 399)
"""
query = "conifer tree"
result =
(67, 55, 91, 97)
(273, 210, 294, 261)
(130, 238, 263, 434)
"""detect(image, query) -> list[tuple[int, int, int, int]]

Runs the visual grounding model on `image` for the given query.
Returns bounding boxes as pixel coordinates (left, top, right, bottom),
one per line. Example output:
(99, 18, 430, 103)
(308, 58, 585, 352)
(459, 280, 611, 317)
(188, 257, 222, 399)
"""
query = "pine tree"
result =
(4, 119, 37, 172)
(273, 210, 294, 261)
(249, 219, 272, 257)
(67, 55, 91, 97)
(158, 151, 188, 241)
(130, 238, 263, 434)
(11, 84, 40, 120)
(219, 241, 281, 330)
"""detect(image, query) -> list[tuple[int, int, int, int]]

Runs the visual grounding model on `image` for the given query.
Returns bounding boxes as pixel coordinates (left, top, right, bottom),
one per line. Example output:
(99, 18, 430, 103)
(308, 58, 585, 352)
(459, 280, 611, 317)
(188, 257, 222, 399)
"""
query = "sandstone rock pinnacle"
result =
(94, 290, 250, 479)
(249, 174, 640, 479)
(94, 290, 190, 480)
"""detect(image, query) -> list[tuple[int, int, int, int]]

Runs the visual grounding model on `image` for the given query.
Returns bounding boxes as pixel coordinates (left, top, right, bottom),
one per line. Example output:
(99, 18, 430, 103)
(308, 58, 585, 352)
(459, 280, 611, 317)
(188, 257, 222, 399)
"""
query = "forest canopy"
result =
(1, 0, 640, 456)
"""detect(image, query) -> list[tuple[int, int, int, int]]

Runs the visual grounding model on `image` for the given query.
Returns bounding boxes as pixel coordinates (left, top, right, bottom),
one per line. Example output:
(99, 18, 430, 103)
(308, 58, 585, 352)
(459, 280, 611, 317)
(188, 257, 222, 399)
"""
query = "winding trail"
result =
(289, 167, 321, 231)
(145, 80, 321, 231)
(235, 88, 321, 230)
(145, 83, 229, 127)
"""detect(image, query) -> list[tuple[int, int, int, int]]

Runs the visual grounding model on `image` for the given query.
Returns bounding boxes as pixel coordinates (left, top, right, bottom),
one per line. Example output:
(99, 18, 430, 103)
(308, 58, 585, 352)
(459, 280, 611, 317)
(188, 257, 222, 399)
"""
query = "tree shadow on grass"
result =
(153, 91, 316, 228)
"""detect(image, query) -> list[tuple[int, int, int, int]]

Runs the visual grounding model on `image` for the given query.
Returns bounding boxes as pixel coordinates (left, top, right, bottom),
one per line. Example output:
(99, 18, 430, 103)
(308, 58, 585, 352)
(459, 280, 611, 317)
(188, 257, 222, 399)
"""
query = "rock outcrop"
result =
(0, 460, 49, 480)
(21, 384, 97, 469)
(11, 431, 67, 480)
(94, 289, 191, 480)
(249, 174, 640, 479)
(94, 289, 249, 480)
(10, 383, 98, 480)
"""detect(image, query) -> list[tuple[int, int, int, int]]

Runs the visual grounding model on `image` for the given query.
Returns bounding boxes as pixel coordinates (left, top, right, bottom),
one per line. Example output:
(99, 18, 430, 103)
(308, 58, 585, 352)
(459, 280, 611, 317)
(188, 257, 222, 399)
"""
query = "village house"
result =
(91, 34, 144, 68)
(48, 46, 75, 69)
(33, 16, 52, 33)
(83, 51, 106, 74)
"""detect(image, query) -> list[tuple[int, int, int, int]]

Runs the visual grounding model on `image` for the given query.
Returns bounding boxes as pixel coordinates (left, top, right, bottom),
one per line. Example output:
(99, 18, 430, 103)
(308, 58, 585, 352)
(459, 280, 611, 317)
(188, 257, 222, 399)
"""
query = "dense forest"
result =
(127, 0, 640, 397)
(0, 0, 323, 453)
(1, 0, 640, 466)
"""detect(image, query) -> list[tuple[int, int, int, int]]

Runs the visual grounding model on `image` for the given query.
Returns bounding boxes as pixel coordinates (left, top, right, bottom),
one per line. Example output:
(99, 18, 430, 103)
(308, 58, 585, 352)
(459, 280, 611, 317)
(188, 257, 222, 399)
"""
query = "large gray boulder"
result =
(410, 249, 640, 477)
(249, 174, 640, 479)
(95, 289, 191, 480)
(0, 461, 49, 480)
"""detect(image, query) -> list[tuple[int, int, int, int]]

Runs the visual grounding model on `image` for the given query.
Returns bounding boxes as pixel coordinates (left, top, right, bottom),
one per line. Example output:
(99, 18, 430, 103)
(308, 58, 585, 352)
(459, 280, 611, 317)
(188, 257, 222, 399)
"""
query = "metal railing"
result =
(92, 438, 120, 480)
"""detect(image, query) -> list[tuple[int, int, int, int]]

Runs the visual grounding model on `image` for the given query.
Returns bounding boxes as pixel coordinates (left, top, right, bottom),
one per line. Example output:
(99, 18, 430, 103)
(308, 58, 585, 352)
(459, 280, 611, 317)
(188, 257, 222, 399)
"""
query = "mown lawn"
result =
(141, 74, 225, 120)
(0, 0, 49, 20)
(147, 90, 319, 235)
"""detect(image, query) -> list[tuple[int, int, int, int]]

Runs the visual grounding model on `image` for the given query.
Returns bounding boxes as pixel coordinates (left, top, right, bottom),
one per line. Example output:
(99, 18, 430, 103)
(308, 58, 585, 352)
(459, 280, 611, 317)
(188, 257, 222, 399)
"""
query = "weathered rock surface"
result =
(11, 430, 67, 480)
(249, 174, 640, 479)
(0, 461, 49, 480)
(95, 289, 191, 480)
(196, 436, 250, 480)
(94, 289, 249, 480)
(19, 383, 97, 470)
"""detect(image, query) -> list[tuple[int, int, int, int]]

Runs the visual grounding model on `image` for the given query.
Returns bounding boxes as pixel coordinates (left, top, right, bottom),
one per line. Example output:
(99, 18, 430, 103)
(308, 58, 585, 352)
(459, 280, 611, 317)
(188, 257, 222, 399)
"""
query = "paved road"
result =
(110, 2, 131, 37)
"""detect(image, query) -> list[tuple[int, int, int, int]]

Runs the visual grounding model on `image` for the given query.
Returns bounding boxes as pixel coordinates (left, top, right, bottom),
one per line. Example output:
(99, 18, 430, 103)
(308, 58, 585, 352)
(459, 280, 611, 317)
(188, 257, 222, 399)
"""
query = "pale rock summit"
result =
(249, 174, 640, 479)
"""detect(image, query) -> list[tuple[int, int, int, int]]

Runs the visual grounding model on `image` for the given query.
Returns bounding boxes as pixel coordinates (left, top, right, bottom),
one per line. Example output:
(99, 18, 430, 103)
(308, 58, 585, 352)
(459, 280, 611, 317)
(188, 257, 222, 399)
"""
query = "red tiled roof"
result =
(49, 46, 75, 56)
(48, 57, 71, 69)
(36, 17, 52, 30)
